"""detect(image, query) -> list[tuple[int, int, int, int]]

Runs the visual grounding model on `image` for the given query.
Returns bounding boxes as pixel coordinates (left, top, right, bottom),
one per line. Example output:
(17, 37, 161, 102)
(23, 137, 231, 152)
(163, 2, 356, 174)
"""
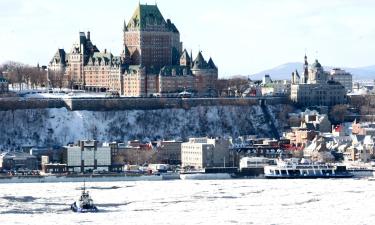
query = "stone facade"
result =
(330, 68, 352, 92)
(290, 55, 347, 107)
(181, 138, 230, 169)
(0, 151, 37, 171)
(49, 4, 218, 97)
(157, 140, 182, 165)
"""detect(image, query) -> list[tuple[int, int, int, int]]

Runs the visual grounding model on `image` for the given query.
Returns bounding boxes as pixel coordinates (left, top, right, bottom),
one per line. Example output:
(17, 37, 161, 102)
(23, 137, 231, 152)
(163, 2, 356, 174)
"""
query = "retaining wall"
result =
(0, 97, 287, 111)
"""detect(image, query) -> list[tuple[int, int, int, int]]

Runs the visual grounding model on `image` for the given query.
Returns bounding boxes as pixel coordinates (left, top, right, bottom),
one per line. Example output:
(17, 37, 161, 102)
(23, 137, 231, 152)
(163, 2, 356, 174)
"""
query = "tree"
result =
(214, 79, 229, 97)
(48, 70, 64, 89)
(3, 61, 26, 90)
(329, 104, 349, 124)
(1, 61, 48, 90)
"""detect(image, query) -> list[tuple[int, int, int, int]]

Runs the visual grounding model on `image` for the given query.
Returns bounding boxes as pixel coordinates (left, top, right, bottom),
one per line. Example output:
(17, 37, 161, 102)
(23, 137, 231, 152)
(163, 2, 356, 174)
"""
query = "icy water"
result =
(0, 179, 374, 225)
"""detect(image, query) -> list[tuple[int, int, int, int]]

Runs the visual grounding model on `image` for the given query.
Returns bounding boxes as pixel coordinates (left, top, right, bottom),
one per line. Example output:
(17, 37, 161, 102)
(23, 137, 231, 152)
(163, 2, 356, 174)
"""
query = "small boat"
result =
(71, 182, 98, 213)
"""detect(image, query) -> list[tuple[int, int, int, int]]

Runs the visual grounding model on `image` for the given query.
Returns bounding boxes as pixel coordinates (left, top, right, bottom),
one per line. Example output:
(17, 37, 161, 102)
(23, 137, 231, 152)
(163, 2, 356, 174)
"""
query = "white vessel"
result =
(179, 172, 231, 180)
(264, 159, 353, 179)
(71, 182, 98, 213)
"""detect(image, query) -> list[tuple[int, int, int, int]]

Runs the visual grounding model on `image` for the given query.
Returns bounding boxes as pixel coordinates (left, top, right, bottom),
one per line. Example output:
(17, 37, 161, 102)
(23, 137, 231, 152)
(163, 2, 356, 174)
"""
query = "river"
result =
(0, 179, 374, 225)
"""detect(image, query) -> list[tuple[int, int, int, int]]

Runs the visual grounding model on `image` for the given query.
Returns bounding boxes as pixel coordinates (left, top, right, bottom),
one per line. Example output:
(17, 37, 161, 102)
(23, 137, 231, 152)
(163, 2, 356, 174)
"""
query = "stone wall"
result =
(0, 98, 65, 111)
(0, 97, 287, 111)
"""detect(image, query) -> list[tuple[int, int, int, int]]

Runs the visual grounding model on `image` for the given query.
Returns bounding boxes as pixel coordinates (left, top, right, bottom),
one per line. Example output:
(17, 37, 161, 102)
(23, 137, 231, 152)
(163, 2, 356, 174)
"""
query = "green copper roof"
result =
(128, 4, 166, 30)
(312, 59, 322, 69)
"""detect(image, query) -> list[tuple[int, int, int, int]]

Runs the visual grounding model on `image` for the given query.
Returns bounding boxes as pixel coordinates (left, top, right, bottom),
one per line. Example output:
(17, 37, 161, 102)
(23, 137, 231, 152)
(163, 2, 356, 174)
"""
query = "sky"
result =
(1, 0, 375, 78)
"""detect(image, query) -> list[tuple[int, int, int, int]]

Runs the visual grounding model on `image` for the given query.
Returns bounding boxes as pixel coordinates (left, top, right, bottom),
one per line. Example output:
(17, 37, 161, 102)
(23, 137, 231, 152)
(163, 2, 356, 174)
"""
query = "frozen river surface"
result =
(0, 179, 374, 225)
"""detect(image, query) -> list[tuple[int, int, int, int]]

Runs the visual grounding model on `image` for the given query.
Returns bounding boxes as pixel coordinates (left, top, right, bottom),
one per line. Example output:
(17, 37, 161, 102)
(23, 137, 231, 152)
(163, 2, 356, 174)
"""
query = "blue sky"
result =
(1, 0, 375, 77)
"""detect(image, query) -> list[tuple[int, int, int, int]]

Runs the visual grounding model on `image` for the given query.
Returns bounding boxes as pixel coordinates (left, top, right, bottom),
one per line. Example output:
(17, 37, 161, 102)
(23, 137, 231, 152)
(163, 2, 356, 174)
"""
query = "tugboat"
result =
(71, 182, 98, 213)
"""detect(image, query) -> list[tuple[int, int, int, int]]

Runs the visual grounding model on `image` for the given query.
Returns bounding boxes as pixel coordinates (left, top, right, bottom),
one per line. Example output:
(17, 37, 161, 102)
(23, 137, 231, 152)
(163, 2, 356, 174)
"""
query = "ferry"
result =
(264, 160, 353, 179)
(179, 167, 237, 180)
(179, 171, 232, 180)
(236, 157, 274, 178)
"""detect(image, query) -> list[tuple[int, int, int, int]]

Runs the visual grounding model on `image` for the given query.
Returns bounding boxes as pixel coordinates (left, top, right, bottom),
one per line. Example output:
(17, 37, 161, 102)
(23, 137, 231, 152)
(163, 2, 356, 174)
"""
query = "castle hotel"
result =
(49, 4, 218, 97)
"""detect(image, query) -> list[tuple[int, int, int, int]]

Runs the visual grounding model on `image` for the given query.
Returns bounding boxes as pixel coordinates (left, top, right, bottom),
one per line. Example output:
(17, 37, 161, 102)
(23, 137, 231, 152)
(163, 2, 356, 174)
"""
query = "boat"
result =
(71, 182, 98, 213)
(179, 171, 232, 180)
(264, 159, 353, 179)
(235, 157, 274, 178)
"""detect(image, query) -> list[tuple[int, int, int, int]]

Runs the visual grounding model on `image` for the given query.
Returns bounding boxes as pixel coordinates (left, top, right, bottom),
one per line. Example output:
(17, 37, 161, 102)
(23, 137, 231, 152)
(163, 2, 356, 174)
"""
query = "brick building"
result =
(49, 4, 218, 97)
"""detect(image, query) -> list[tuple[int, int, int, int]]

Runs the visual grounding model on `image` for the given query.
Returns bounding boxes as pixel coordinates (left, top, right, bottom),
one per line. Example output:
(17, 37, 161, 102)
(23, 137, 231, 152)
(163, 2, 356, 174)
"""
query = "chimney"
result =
(87, 31, 90, 40)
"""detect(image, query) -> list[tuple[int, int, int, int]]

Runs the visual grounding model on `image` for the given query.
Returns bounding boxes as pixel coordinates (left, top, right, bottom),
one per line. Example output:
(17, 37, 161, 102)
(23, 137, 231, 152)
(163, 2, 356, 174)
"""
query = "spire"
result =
(303, 54, 309, 83)
(190, 49, 193, 67)
(207, 57, 216, 69)
(122, 44, 131, 64)
(123, 19, 127, 32)
(193, 51, 207, 69)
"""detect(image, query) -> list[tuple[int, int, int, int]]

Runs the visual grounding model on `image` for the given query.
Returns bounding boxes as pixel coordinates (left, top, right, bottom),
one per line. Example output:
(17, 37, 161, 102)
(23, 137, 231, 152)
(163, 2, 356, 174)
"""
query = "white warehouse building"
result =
(64, 140, 111, 173)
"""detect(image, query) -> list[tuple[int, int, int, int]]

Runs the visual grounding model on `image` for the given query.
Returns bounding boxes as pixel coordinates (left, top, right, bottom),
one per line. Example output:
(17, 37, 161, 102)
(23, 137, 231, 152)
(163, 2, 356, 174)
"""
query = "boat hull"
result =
(71, 202, 98, 213)
(265, 174, 353, 179)
(180, 173, 232, 180)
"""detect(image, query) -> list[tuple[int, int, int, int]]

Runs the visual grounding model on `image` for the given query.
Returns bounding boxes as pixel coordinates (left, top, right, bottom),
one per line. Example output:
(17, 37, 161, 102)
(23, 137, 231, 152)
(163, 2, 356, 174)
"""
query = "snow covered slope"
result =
(0, 105, 287, 148)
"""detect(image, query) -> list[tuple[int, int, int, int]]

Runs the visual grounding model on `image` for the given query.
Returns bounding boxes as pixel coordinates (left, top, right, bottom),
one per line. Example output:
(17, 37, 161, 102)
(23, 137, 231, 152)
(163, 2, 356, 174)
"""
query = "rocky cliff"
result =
(0, 105, 289, 149)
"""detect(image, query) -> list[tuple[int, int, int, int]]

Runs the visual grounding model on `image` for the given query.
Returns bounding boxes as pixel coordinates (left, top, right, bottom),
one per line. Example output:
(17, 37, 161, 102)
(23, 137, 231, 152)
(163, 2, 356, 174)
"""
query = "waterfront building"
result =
(0, 151, 37, 171)
(63, 140, 111, 173)
(49, 4, 218, 97)
(284, 128, 318, 147)
(110, 141, 157, 165)
(0, 75, 9, 93)
(181, 138, 230, 169)
(157, 140, 182, 165)
(290, 55, 347, 107)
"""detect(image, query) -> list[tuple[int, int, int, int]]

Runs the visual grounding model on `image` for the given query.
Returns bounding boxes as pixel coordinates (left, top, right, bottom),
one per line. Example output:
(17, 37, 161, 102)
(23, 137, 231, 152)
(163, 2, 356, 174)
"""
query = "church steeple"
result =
(303, 54, 309, 83)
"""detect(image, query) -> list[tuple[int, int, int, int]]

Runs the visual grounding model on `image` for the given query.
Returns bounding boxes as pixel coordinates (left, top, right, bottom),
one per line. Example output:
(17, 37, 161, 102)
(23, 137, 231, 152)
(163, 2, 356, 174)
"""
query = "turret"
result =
(179, 49, 191, 66)
(207, 57, 217, 69)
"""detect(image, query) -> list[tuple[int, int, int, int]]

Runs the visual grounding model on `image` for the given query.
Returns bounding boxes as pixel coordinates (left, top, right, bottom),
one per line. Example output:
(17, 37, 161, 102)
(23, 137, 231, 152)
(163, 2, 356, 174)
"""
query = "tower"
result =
(123, 4, 181, 72)
(303, 54, 308, 83)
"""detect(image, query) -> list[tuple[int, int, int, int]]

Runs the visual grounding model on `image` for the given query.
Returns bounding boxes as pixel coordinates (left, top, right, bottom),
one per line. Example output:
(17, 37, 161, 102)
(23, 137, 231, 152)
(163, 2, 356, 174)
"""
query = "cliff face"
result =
(0, 105, 288, 149)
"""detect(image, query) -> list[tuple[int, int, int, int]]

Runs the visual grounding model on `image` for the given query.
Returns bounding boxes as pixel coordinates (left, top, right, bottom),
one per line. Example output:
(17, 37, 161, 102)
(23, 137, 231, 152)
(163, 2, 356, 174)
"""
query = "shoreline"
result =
(0, 174, 175, 184)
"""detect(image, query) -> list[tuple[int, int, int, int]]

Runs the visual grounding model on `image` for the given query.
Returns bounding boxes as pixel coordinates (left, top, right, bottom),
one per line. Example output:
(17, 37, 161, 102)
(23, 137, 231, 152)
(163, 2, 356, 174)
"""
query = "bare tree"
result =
(2, 61, 26, 90)
(329, 104, 349, 124)
(49, 70, 64, 89)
